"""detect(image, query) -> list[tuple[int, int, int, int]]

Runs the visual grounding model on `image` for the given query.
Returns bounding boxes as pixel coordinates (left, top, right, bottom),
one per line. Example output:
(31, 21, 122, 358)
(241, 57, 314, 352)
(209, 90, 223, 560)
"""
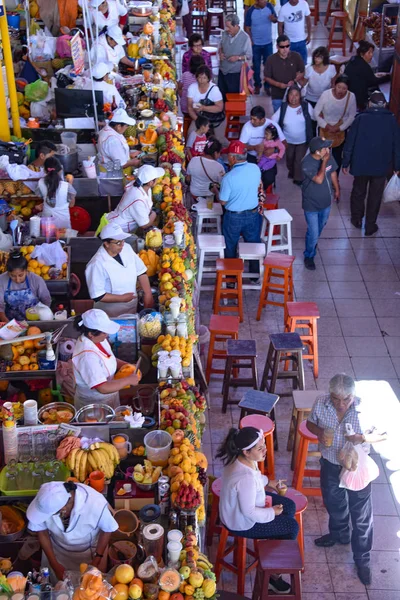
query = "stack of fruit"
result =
(62, 440, 120, 482)
(5, 326, 44, 373)
(139, 249, 161, 277)
(152, 335, 193, 367)
(132, 461, 162, 486)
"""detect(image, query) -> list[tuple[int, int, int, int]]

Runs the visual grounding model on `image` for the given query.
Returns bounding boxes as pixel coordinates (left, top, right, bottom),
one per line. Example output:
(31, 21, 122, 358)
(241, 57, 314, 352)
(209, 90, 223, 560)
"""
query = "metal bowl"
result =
(38, 402, 76, 425)
(75, 404, 115, 423)
(135, 480, 156, 491)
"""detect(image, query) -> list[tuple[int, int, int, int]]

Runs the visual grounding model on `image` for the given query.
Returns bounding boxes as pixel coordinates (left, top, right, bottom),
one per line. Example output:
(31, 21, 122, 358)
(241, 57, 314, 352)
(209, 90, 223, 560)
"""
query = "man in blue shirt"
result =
(220, 141, 262, 273)
(245, 0, 277, 95)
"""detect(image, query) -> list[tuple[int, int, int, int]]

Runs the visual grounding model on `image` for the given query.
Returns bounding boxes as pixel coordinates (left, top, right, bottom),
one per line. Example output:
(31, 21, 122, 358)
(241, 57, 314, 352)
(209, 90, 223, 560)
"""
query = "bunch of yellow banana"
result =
(196, 552, 214, 571)
(66, 442, 120, 483)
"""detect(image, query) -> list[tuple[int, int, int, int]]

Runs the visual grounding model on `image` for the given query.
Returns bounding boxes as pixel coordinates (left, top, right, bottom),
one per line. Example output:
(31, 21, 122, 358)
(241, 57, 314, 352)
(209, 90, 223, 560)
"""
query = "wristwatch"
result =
(94, 552, 103, 558)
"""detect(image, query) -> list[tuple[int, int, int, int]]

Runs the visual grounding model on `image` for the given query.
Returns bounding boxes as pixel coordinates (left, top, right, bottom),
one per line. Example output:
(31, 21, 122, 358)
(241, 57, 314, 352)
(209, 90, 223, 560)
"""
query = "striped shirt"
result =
(308, 393, 371, 465)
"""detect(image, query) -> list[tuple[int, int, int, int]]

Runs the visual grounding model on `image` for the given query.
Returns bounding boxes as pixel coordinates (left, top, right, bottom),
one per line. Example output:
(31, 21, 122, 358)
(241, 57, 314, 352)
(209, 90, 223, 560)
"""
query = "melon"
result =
(115, 564, 135, 585)
(159, 569, 181, 593)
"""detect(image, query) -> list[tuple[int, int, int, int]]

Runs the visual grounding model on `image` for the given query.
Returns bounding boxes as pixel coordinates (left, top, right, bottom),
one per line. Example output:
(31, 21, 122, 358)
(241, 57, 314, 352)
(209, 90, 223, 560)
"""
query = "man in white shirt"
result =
(240, 105, 285, 163)
(278, 0, 311, 64)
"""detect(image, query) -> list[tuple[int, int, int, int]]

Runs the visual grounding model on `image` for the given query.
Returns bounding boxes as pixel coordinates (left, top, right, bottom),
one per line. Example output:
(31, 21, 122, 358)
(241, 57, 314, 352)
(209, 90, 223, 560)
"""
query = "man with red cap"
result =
(220, 141, 262, 274)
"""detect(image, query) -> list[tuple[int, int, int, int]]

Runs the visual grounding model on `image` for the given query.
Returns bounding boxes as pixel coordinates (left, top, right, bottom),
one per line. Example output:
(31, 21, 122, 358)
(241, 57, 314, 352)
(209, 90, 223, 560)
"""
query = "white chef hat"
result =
(27, 482, 71, 524)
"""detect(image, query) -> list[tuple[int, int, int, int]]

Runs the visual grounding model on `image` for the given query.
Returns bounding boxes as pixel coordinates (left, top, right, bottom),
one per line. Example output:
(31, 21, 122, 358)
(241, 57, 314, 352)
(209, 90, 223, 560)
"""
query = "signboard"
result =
(70, 32, 85, 75)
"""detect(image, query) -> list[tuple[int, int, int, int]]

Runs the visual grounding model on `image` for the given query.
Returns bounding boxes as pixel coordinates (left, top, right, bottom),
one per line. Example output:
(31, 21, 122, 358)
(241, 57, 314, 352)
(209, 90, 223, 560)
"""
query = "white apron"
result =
(90, 36, 125, 75)
(107, 184, 153, 232)
(90, 0, 127, 31)
(98, 125, 130, 166)
(72, 335, 119, 411)
(41, 181, 71, 228)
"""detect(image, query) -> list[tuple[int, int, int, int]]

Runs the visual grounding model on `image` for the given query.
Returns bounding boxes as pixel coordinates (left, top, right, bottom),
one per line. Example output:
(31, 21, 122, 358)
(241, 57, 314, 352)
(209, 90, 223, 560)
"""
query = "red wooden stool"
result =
(310, 0, 319, 25)
(206, 314, 240, 382)
(252, 540, 303, 600)
(206, 477, 222, 546)
(284, 301, 320, 378)
(191, 0, 207, 34)
(205, 7, 224, 39)
(263, 193, 279, 211)
(225, 100, 246, 140)
(213, 258, 244, 323)
(215, 525, 258, 595)
(256, 254, 295, 320)
(327, 11, 349, 56)
(292, 421, 321, 497)
(284, 488, 308, 567)
(324, 0, 343, 24)
(350, 12, 367, 51)
(240, 414, 275, 479)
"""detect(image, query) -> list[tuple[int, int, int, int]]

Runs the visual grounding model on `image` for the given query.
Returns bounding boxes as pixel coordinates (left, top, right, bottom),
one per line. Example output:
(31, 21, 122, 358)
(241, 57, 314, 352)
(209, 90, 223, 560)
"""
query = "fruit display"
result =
(139, 249, 161, 277)
(21, 245, 69, 280)
(138, 311, 163, 340)
(62, 440, 120, 482)
(152, 335, 193, 367)
(145, 229, 163, 249)
(133, 460, 162, 485)
(40, 405, 75, 424)
(365, 12, 395, 46)
(4, 326, 45, 373)
(73, 568, 113, 600)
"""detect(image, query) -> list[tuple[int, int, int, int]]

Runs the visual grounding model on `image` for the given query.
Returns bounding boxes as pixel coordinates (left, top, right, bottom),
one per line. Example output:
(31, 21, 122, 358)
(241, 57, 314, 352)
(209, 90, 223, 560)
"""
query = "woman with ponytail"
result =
(217, 427, 299, 593)
(27, 481, 118, 582)
(37, 157, 76, 228)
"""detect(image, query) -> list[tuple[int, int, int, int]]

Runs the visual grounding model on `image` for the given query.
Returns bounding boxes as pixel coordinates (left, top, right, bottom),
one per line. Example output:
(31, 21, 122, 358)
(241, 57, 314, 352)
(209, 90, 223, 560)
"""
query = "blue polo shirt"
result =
(245, 4, 276, 46)
(220, 162, 261, 212)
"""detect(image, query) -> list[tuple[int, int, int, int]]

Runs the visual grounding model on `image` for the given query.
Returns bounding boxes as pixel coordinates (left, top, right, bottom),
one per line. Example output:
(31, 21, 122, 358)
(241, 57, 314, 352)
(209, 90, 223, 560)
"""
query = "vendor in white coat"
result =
(90, 0, 127, 32)
(97, 108, 140, 171)
(86, 223, 154, 316)
(37, 157, 76, 229)
(72, 308, 140, 410)
(90, 62, 126, 109)
(106, 165, 164, 233)
(27, 481, 118, 582)
(90, 25, 133, 75)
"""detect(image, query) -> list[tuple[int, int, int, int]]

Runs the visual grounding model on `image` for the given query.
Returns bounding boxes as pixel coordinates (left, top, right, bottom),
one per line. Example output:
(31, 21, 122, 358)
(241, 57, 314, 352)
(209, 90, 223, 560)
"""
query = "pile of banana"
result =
(196, 552, 214, 572)
(65, 442, 120, 482)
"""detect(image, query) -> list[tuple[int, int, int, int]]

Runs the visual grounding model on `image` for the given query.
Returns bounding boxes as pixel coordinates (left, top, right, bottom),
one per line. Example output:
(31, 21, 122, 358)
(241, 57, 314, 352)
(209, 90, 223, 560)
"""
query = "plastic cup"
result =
(112, 434, 132, 459)
(144, 430, 172, 467)
(167, 541, 182, 564)
(168, 529, 183, 543)
(174, 230, 183, 245)
(170, 350, 181, 358)
(170, 359, 181, 379)
(158, 360, 168, 378)
(123, 483, 132, 492)
(88, 470, 105, 492)
(23, 400, 38, 426)
(206, 196, 214, 210)
(324, 428, 335, 447)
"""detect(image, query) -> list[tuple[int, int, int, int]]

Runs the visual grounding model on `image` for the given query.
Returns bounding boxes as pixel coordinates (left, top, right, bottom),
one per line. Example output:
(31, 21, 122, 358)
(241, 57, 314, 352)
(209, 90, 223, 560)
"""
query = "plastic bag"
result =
(338, 440, 358, 471)
(24, 80, 49, 103)
(31, 240, 66, 269)
(30, 31, 57, 61)
(383, 173, 400, 203)
(339, 424, 379, 491)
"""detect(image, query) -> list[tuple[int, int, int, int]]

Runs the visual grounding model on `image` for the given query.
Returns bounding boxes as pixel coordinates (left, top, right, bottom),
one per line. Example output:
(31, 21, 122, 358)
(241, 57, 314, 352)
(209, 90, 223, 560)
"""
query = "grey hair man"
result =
(218, 13, 252, 100)
(307, 374, 387, 586)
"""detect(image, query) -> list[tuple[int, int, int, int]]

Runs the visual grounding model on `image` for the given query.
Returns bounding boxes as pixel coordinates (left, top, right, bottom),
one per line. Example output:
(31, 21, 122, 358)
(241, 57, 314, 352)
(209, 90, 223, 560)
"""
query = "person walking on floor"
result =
(218, 14, 252, 100)
(277, 0, 311, 64)
(244, 0, 277, 95)
(301, 137, 339, 271)
(307, 373, 387, 586)
(342, 91, 400, 236)
(264, 35, 305, 113)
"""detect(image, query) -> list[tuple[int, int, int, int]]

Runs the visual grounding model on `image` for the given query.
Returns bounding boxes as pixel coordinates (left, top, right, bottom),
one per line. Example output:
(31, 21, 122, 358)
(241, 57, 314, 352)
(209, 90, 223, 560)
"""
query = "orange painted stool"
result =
(240, 414, 275, 479)
(284, 488, 308, 566)
(206, 477, 222, 546)
(292, 421, 321, 497)
(206, 314, 240, 382)
(256, 254, 295, 320)
(213, 258, 244, 323)
(284, 301, 320, 378)
(350, 11, 367, 51)
(225, 101, 246, 140)
(324, 0, 343, 24)
(310, 0, 319, 25)
(327, 11, 349, 56)
(215, 526, 258, 595)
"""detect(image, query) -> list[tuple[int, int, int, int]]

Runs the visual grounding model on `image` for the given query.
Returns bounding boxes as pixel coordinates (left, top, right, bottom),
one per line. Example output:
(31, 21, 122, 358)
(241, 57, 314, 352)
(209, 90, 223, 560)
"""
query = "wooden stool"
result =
(225, 0, 237, 13)
(256, 254, 295, 320)
(288, 390, 321, 470)
(350, 12, 367, 51)
(225, 101, 246, 140)
(203, 45, 219, 77)
(284, 301, 320, 378)
(310, 0, 319, 25)
(238, 389, 279, 420)
(263, 208, 293, 255)
(327, 11, 349, 56)
(195, 200, 223, 236)
(209, 0, 226, 8)
(213, 258, 244, 322)
(205, 7, 224, 39)
(260, 333, 305, 399)
(240, 414, 275, 479)
(324, 0, 343, 25)
(192, 0, 207, 34)
(215, 526, 258, 595)
(206, 477, 222, 546)
(197, 234, 226, 291)
(284, 488, 308, 566)
(329, 53, 351, 75)
(238, 242, 266, 290)
(222, 339, 258, 413)
(263, 193, 279, 211)
(206, 314, 240, 382)
(292, 420, 321, 497)
(252, 540, 303, 600)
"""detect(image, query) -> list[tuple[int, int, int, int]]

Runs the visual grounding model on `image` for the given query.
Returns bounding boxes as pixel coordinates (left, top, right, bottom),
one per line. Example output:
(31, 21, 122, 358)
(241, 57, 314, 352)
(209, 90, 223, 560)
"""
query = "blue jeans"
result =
(304, 205, 331, 258)
(290, 39, 308, 64)
(223, 209, 262, 272)
(252, 42, 273, 88)
(272, 99, 282, 113)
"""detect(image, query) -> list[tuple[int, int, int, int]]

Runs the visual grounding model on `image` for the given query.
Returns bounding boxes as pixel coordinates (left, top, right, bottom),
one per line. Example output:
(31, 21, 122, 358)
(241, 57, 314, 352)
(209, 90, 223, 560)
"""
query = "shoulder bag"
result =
(200, 157, 220, 192)
(319, 92, 350, 148)
(199, 85, 226, 127)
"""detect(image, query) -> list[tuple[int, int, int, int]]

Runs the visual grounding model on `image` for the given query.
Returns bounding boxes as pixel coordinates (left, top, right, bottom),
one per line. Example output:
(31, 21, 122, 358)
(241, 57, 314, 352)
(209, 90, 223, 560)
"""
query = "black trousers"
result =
(350, 175, 387, 230)
(320, 458, 373, 567)
(218, 70, 241, 102)
(332, 142, 345, 173)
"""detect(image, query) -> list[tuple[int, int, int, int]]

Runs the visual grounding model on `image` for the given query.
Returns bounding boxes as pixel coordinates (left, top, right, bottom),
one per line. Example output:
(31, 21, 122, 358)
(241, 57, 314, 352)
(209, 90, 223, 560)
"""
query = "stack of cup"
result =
(23, 400, 38, 425)
(169, 297, 181, 319)
(169, 355, 182, 378)
(167, 540, 183, 565)
(157, 353, 182, 379)
(173, 222, 184, 246)
(158, 354, 169, 378)
(173, 163, 182, 177)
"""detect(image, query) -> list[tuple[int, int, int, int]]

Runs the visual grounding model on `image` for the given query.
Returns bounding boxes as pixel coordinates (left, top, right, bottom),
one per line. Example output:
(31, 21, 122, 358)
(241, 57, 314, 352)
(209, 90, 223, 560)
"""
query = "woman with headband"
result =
(37, 157, 76, 229)
(217, 426, 299, 594)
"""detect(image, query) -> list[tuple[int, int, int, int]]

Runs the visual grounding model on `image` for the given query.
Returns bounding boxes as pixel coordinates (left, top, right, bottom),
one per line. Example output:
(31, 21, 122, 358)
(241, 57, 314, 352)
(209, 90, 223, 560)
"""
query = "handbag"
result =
(319, 92, 350, 148)
(199, 85, 225, 127)
(200, 157, 220, 192)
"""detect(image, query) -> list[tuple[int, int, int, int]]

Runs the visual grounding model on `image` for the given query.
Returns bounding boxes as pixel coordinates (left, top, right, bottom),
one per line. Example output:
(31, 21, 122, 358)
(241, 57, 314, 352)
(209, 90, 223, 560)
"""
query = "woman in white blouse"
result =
(314, 74, 357, 172)
(217, 427, 299, 593)
(302, 46, 337, 135)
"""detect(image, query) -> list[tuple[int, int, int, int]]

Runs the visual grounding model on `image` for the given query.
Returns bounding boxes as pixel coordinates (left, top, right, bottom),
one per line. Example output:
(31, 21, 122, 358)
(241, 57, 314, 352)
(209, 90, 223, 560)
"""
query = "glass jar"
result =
(164, 313, 176, 336)
(176, 314, 188, 338)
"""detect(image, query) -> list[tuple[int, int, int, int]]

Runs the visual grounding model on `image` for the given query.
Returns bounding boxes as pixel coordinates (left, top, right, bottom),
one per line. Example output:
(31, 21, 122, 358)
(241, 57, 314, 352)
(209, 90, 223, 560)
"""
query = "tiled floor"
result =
(192, 2, 400, 597)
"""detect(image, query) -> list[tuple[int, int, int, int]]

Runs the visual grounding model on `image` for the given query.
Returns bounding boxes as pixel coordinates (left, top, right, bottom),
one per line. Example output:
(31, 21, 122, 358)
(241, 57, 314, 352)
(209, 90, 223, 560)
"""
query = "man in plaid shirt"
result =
(307, 374, 386, 586)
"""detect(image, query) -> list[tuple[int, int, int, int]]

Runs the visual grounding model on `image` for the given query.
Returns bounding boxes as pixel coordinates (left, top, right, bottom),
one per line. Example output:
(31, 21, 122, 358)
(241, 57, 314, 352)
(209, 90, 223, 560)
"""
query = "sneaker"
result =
(254, 86, 261, 95)
(351, 218, 362, 229)
(314, 533, 350, 547)
(304, 257, 316, 271)
(365, 224, 378, 236)
(269, 577, 291, 594)
(356, 565, 371, 585)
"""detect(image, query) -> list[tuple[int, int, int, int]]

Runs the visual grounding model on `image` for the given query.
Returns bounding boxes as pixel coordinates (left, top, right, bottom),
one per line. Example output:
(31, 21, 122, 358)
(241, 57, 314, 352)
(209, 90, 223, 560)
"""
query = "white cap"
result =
(137, 165, 165, 184)
(27, 482, 71, 524)
(106, 24, 126, 45)
(110, 108, 136, 126)
(79, 309, 120, 334)
(92, 62, 110, 79)
(100, 223, 131, 241)
(91, 0, 107, 7)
